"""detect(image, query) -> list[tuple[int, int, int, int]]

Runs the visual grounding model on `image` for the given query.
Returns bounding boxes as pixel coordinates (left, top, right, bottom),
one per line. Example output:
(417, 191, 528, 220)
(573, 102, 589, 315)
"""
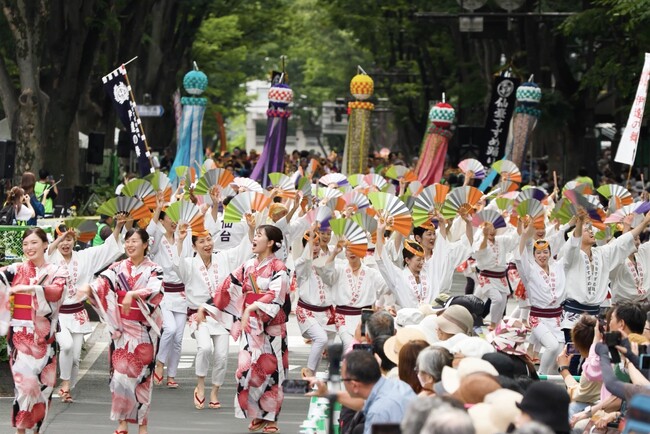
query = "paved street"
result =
(0, 273, 482, 433)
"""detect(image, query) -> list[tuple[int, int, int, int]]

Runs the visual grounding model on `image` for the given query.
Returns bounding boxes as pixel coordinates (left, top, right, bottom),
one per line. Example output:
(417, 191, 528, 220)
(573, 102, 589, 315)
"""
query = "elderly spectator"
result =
(516, 382, 570, 434)
(421, 405, 476, 434)
(416, 347, 453, 397)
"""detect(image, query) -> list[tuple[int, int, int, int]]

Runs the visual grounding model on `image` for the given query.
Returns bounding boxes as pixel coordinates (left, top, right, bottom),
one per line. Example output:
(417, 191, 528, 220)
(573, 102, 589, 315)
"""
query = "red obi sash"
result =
(117, 290, 146, 322)
(12, 293, 33, 320)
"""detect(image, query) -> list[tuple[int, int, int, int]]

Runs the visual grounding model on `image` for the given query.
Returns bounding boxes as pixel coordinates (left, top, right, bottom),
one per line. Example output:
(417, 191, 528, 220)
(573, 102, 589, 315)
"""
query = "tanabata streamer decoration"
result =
(102, 62, 153, 175)
(251, 72, 293, 187)
(170, 64, 208, 182)
(416, 95, 455, 186)
(504, 78, 542, 169)
(343, 69, 374, 175)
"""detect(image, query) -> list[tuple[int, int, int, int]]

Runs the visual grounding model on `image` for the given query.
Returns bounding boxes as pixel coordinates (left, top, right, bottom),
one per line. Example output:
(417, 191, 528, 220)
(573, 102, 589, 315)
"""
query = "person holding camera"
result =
(0, 186, 35, 225)
(20, 171, 45, 225)
(35, 169, 58, 218)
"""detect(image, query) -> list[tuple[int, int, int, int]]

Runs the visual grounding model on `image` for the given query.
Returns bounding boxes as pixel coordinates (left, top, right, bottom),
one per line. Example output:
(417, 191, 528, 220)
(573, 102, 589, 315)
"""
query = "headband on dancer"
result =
(533, 239, 549, 251)
(403, 240, 425, 257)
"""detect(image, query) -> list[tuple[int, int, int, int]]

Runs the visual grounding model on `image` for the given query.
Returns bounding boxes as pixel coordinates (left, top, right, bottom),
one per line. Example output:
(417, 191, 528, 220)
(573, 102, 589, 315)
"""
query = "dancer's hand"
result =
(121, 292, 133, 316)
(195, 307, 206, 324)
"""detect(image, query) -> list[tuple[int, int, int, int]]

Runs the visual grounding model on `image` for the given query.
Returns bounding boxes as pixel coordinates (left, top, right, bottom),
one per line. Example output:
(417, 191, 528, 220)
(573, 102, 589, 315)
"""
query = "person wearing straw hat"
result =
(295, 227, 336, 378)
(49, 219, 125, 403)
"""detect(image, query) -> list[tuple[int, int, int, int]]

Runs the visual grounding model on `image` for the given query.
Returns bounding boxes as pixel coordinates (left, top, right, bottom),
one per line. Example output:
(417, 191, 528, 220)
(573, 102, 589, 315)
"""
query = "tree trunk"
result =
(1, 0, 49, 180)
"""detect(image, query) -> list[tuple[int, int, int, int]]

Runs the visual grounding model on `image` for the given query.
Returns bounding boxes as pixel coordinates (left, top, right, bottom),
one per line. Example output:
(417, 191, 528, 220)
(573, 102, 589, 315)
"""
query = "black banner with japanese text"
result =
(481, 74, 520, 166)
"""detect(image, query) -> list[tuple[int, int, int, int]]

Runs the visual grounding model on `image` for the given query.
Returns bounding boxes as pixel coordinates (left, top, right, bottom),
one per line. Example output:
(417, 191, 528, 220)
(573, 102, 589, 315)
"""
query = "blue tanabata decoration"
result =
(169, 68, 208, 182)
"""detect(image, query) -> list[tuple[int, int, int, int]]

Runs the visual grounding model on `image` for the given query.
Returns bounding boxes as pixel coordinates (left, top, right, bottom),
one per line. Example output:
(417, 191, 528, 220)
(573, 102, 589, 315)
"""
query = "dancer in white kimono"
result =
(49, 219, 124, 402)
(317, 242, 388, 352)
(295, 228, 335, 378)
(149, 195, 193, 389)
(558, 209, 650, 333)
(609, 216, 650, 304)
(473, 223, 519, 329)
(173, 216, 254, 410)
(374, 221, 428, 309)
(516, 219, 569, 374)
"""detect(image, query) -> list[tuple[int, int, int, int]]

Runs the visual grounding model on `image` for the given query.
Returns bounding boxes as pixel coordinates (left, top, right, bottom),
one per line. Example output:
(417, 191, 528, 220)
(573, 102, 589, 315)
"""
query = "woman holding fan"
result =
(516, 217, 569, 374)
(295, 226, 336, 378)
(77, 228, 163, 434)
(173, 213, 254, 410)
(148, 193, 193, 390)
(49, 217, 125, 403)
(198, 224, 290, 433)
(2, 228, 68, 434)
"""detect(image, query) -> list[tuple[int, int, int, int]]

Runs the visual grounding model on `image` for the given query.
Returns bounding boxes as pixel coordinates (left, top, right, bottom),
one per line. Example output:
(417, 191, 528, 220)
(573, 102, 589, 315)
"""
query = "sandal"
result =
(262, 426, 280, 433)
(167, 380, 179, 389)
(153, 366, 164, 386)
(248, 419, 268, 432)
(193, 387, 205, 410)
(209, 401, 221, 409)
(59, 389, 73, 403)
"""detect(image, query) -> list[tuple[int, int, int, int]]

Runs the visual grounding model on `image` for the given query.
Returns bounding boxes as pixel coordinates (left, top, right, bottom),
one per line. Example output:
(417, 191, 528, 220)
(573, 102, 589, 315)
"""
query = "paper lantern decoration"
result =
(268, 83, 293, 109)
(350, 74, 374, 101)
(428, 102, 455, 129)
(516, 82, 542, 105)
(183, 70, 208, 96)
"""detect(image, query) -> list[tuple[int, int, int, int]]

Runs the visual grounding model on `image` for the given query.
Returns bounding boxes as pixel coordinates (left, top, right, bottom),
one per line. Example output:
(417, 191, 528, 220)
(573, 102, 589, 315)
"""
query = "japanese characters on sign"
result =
(482, 74, 520, 166)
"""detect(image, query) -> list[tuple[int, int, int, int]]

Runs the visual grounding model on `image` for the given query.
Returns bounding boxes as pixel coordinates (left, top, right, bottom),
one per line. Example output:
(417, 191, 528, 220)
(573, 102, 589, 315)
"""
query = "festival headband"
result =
(56, 226, 75, 239)
(303, 231, 320, 242)
(403, 240, 425, 257)
(533, 239, 549, 251)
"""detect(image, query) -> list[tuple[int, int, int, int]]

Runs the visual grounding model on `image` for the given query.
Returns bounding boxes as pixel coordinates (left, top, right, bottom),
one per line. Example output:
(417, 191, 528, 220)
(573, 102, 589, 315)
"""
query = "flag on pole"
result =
(102, 64, 153, 176)
(615, 53, 650, 166)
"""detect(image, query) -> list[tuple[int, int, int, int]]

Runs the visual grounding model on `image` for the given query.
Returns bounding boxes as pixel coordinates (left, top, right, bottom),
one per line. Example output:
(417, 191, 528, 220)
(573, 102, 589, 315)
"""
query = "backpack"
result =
(0, 204, 15, 225)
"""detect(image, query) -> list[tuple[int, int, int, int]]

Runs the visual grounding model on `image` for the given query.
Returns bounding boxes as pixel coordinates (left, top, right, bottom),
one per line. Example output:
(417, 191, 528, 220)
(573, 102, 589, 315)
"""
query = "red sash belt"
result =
(297, 299, 333, 313)
(530, 306, 563, 318)
(163, 282, 185, 293)
(298, 299, 336, 325)
(479, 270, 508, 278)
(117, 290, 146, 322)
(335, 305, 372, 316)
(59, 302, 85, 314)
(12, 293, 32, 320)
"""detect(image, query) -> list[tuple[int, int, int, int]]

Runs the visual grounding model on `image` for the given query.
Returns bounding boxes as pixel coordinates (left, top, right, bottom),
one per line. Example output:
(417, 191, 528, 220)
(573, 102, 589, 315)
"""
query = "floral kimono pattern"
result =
(1, 261, 68, 430)
(89, 258, 163, 425)
(209, 255, 290, 422)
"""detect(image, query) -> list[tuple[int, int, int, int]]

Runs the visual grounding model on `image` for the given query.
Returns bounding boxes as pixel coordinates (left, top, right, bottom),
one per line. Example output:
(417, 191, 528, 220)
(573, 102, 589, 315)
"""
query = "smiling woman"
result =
(1, 228, 68, 434)
(77, 227, 164, 434)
